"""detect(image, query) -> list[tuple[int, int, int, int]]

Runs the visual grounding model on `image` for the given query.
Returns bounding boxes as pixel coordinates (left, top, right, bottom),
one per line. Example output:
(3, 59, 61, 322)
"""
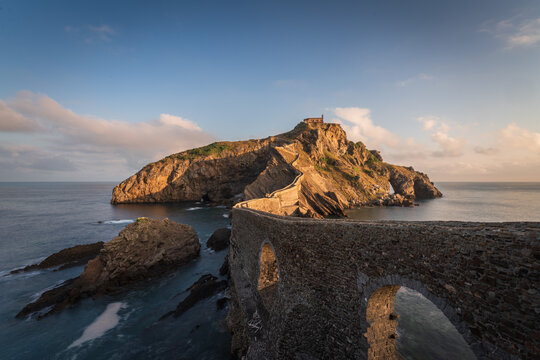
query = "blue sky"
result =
(0, 0, 539, 181)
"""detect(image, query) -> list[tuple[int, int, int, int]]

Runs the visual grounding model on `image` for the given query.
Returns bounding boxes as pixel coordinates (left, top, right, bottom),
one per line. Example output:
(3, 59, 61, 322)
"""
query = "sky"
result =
(0, 0, 539, 182)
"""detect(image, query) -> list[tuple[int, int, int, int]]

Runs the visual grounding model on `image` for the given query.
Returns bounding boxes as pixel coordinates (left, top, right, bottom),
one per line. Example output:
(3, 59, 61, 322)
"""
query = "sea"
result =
(0, 182, 538, 360)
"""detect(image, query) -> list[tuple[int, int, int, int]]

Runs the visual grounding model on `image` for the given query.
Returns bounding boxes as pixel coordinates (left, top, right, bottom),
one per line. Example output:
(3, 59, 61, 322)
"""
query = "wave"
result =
(68, 302, 126, 349)
(99, 219, 135, 225)
(1, 268, 43, 282)
(186, 207, 204, 211)
(222, 213, 229, 218)
(30, 279, 67, 302)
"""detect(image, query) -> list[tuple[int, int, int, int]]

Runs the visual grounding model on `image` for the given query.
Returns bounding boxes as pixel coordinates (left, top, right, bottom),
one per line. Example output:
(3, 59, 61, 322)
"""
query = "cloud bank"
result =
(333, 107, 540, 181)
(0, 91, 214, 180)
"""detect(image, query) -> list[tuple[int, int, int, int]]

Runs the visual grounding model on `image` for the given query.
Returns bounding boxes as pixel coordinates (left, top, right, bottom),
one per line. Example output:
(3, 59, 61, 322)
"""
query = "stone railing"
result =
(234, 145, 304, 216)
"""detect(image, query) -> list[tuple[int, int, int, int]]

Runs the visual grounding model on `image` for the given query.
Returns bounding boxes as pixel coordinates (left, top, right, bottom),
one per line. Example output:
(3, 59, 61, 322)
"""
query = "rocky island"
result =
(112, 118, 441, 218)
(17, 218, 200, 319)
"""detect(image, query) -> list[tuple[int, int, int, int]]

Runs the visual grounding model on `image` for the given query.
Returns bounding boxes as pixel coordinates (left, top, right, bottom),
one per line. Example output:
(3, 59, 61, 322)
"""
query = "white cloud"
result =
(396, 73, 434, 87)
(333, 107, 401, 148)
(499, 122, 540, 152)
(507, 18, 540, 47)
(0, 99, 41, 132)
(65, 24, 117, 43)
(483, 17, 540, 48)
(417, 116, 466, 157)
(0, 91, 215, 180)
(332, 107, 540, 180)
(158, 113, 202, 131)
(0, 144, 76, 172)
(430, 131, 466, 157)
(88, 25, 116, 41)
(417, 116, 437, 131)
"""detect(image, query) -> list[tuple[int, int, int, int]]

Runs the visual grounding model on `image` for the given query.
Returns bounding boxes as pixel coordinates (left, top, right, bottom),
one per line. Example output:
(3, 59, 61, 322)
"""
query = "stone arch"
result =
(257, 241, 280, 305)
(359, 275, 483, 360)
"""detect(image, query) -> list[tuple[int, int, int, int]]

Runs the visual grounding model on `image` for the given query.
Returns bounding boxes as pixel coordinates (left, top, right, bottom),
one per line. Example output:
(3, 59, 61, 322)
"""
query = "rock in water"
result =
(16, 218, 200, 319)
(206, 228, 231, 251)
(160, 274, 228, 320)
(10, 242, 104, 274)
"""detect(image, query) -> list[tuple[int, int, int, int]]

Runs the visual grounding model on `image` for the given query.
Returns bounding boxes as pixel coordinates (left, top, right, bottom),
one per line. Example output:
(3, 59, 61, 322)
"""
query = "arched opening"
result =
(258, 242, 279, 304)
(365, 286, 476, 360)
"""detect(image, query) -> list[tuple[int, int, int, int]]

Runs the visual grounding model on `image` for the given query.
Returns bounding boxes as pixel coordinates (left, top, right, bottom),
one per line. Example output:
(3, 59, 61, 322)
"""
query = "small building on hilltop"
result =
(303, 115, 324, 124)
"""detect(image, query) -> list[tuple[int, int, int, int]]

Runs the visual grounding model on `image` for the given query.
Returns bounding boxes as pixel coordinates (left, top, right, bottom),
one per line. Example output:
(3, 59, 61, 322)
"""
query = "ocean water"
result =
(0, 182, 538, 360)
(0, 182, 231, 360)
(347, 182, 540, 222)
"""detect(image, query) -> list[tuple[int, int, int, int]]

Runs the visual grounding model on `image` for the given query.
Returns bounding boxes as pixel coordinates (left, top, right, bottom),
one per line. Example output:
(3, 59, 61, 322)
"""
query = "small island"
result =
(111, 117, 442, 218)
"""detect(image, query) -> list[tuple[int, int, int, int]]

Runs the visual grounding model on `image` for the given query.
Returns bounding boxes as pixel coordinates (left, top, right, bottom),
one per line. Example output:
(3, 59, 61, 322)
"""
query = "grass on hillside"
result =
(170, 142, 233, 160)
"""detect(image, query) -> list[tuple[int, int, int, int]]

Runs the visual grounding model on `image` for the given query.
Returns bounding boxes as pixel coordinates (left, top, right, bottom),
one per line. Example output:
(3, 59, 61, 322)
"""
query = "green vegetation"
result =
(365, 152, 380, 165)
(171, 142, 233, 160)
(136, 217, 149, 223)
(315, 152, 339, 172)
(343, 173, 361, 188)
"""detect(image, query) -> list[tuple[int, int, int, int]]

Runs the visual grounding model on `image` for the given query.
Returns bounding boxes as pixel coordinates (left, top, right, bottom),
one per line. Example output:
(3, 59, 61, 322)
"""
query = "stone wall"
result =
(235, 145, 304, 216)
(227, 208, 540, 360)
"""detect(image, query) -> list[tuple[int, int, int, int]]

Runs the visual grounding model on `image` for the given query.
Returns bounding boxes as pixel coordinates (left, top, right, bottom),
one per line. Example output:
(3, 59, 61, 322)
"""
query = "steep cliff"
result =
(111, 120, 441, 217)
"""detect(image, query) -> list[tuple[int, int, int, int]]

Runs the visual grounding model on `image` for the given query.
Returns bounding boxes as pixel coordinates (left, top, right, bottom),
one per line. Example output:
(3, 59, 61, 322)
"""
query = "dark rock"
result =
(17, 218, 200, 319)
(370, 149, 383, 161)
(220, 254, 230, 276)
(10, 242, 104, 274)
(161, 274, 227, 320)
(16, 278, 76, 319)
(206, 228, 231, 251)
(217, 297, 229, 310)
(190, 324, 201, 333)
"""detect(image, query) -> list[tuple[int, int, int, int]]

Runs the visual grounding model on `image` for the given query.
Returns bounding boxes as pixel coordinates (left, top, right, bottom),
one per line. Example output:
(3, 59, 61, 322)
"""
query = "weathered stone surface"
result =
(206, 228, 231, 251)
(370, 193, 415, 207)
(160, 274, 227, 319)
(10, 242, 104, 274)
(17, 218, 200, 319)
(387, 166, 442, 199)
(112, 120, 441, 218)
(228, 208, 539, 360)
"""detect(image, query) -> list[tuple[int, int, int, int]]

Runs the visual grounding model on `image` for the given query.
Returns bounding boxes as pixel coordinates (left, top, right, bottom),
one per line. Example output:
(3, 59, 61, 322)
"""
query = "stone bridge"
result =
(227, 208, 539, 360)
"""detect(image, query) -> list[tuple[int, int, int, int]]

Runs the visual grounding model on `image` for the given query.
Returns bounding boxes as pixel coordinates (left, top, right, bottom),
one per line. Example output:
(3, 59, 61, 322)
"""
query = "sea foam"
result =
(68, 302, 126, 348)
(102, 219, 135, 225)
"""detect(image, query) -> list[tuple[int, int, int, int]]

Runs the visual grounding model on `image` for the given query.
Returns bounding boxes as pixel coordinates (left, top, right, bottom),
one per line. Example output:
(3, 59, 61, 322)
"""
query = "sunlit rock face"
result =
(365, 285, 401, 360)
(258, 243, 279, 291)
(112, 119, 442, 218)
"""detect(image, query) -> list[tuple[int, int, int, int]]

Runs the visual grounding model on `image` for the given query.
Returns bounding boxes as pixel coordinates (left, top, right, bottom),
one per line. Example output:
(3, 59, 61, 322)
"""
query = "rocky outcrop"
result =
(112, 120, 442, 217)
(160, 274, 228, 319)
(387, 166, 442, 199)
(370, 193, 415, 207)
(10, 242, 104, 274)
(17, 218, 200, 319)
(206, 228, 231, 251)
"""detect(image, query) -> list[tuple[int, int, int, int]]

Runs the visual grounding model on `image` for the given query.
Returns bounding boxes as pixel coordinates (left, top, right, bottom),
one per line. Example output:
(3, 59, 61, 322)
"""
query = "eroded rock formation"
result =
(17, 218, 200, 319)
(112, 120, 442, 217)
